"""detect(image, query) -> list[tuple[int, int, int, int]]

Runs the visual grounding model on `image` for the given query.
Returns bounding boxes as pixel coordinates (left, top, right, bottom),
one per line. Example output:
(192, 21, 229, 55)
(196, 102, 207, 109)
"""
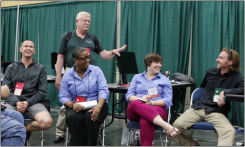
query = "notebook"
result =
(77, 100, 97, 109)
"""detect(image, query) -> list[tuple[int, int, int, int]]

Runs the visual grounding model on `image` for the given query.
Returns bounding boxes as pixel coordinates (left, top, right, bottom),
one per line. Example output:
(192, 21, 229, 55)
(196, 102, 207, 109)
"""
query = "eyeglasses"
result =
(80, 19, 91, 23)
(227, 48, 233, 59)
(76, 56, 90, 61)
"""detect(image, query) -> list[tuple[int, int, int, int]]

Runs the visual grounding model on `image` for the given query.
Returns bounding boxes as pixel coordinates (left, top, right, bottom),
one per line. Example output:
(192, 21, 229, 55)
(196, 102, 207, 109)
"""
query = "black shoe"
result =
(53, 135, 64, 143)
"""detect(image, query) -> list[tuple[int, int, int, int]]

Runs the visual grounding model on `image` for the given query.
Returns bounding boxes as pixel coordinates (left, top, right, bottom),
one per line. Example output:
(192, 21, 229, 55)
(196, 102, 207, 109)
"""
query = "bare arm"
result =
(1, 85, 10, 98)
(128, 95, 140, 102)
(99, 44, 127, 60)
(55, 54, 65, 90)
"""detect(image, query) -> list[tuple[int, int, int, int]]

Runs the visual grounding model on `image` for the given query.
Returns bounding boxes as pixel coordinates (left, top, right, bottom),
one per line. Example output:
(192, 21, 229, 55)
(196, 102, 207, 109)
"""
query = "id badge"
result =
(213, 88, 225, 102)
(84, 48, 90, 55)
(75, 96, 86, 103)
(148, 87, 159, 98)
(14, 83, 25, 96)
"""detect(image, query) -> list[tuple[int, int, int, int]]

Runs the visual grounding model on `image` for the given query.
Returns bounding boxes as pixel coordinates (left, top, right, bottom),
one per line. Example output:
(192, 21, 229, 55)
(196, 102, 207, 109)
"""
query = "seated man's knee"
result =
(41, 117, 53, 130)
(173, 118, 182, 128)
(35, 112, 53, 130)
(224, 126, 235, 136)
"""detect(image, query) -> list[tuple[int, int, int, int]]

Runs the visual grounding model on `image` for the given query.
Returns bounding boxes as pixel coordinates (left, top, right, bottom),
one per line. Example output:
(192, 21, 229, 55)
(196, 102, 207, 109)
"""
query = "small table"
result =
(225, 94, 244, 102)
(47, 78, 55, 83)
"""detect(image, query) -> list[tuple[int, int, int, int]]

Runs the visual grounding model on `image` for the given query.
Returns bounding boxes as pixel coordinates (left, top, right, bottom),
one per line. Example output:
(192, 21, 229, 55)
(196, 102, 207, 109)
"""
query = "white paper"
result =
(213, 95, 219, 102)
(77, 100, 97, 109)
(148, 88, 159, 98)
(14, 89, 22, 96)
(55, 64, 65, 74)
(137, 98, 147, 103)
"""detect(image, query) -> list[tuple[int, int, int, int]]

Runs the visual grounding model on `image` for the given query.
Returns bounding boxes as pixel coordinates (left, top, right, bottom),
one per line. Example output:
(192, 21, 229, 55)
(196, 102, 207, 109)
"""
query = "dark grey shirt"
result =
(193, 68, 244, 116)
(57, 30, 105, 66)
(3, 59, 48, 107)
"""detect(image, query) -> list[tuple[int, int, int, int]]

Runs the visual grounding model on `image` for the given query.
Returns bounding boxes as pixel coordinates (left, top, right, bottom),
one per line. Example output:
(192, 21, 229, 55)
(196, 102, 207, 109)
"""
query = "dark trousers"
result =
(66, 103, 108, 146)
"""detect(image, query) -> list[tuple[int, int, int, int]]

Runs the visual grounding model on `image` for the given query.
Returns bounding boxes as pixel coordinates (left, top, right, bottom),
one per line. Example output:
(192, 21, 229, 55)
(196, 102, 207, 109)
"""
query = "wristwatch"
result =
(69, 102, 74, 109)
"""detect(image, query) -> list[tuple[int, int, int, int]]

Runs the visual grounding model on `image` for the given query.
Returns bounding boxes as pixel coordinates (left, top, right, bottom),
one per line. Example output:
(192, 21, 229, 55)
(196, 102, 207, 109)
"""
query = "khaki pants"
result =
(55, 105, 67, 137)
(173, 108, 235, 146)
(55, 67, 71, 137)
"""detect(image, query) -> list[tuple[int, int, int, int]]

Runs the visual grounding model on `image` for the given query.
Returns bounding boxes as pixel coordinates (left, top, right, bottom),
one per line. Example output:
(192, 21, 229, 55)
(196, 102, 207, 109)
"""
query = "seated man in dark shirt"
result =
(3, 40, 53, 134)
(173, 48, 244, 146)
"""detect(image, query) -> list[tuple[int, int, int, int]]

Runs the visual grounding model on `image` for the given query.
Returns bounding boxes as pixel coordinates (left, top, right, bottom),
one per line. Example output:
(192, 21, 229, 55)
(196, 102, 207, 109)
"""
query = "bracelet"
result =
(97, 104, 102, 108)
(111, 50, 116, 55)
(151, 101, 154, 106)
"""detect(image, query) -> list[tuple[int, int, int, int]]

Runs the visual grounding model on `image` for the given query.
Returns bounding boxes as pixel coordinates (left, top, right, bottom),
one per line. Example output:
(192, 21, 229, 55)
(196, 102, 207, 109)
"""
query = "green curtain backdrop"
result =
(191, 1, 244, 127)
(1, 8, 17, 61)
(1, 1, 244, 127)
(1, 1, 117, 114)
(120, 1, 193, 113)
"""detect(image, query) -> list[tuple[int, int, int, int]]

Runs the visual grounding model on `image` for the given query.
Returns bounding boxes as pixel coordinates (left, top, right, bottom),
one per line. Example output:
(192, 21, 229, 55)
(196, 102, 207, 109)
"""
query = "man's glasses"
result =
(81, 19, 91, 23)
(76, 56, 90, 61)
(227, 48, 233, 59)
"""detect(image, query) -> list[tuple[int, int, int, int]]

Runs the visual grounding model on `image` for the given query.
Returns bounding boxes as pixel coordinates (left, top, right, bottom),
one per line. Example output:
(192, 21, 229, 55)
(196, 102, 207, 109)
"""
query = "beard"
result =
(217, 63, 221, 69)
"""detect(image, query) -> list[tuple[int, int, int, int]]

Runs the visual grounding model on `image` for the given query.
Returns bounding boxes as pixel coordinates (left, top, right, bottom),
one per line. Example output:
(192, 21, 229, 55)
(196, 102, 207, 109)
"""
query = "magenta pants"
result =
(127, 100, 167, 146)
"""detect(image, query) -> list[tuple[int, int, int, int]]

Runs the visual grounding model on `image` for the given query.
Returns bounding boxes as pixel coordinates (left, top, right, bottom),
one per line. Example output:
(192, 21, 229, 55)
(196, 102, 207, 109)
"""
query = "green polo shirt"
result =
(57, 30, 105, 66)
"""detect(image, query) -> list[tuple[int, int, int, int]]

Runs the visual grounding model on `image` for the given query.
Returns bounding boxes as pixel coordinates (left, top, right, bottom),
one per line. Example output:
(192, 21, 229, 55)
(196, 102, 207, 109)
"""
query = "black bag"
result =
(172, 73, 195, 83)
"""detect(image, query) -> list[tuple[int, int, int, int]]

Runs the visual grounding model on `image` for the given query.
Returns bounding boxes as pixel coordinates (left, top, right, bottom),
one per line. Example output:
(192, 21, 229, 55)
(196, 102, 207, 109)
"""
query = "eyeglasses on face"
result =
(76, 56, 90, 61)
(80, 19, 91, 23)
(227, 48, 233, 59)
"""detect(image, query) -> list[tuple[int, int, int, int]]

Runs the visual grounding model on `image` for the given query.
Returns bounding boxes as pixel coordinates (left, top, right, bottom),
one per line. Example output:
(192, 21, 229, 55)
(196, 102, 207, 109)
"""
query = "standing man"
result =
(54, 11, 127, 143)
(3, 40, 53, 136)
(173, 48, 244, 146)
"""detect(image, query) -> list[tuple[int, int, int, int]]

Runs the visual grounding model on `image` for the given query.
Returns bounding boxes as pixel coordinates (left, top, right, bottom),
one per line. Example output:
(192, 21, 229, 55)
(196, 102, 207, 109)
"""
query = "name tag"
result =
(14, 83, 25, 96)
(84, 48, 90, 55)
(213, 88, 225, 102)
(148, 87, 159, 98)
(75, 96, 86, 103)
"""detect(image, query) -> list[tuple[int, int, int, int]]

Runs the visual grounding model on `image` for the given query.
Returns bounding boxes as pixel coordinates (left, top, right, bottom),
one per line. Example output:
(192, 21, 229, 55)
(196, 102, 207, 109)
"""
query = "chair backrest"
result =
(189, 87, 205, 109)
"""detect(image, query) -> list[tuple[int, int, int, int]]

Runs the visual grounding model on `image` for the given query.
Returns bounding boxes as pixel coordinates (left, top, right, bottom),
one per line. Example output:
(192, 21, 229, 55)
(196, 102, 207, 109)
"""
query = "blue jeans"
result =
(1, 109, 26, 146)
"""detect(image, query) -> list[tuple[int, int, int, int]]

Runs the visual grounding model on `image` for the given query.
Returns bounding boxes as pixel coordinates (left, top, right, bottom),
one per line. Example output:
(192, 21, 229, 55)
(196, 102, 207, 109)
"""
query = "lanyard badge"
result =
(75, 96, 86, 103)
(14, 83, 25, 96)
(84, 48, 90, 55)
(213, 88, 225, 102)
(148, 87, 159, 98)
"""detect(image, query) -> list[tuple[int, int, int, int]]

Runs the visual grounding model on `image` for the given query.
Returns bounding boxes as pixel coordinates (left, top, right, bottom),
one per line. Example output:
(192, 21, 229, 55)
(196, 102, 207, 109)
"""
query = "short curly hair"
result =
(72, 47, 87, 58)
(144, 53, 162, 69)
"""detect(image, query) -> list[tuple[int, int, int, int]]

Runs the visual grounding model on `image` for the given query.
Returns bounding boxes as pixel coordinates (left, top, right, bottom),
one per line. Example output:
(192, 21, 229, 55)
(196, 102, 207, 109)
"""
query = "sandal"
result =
(167, 127, 180, 139)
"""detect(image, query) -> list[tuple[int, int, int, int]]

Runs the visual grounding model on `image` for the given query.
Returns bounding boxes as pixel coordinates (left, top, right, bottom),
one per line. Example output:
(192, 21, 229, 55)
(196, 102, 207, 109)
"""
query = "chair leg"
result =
(126, 129, 131, 146)
(127, 129, 134, 146)
(40, 130, 44, 146)
(102, 121, 105, 146)
(64, 128, 70, 146)
(99, 121, 106, 146)
(135, 130, 140, 146)
(159, 133, 163, 146)
(26, 139, 30, 146)
(133, 129, 136, 146)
